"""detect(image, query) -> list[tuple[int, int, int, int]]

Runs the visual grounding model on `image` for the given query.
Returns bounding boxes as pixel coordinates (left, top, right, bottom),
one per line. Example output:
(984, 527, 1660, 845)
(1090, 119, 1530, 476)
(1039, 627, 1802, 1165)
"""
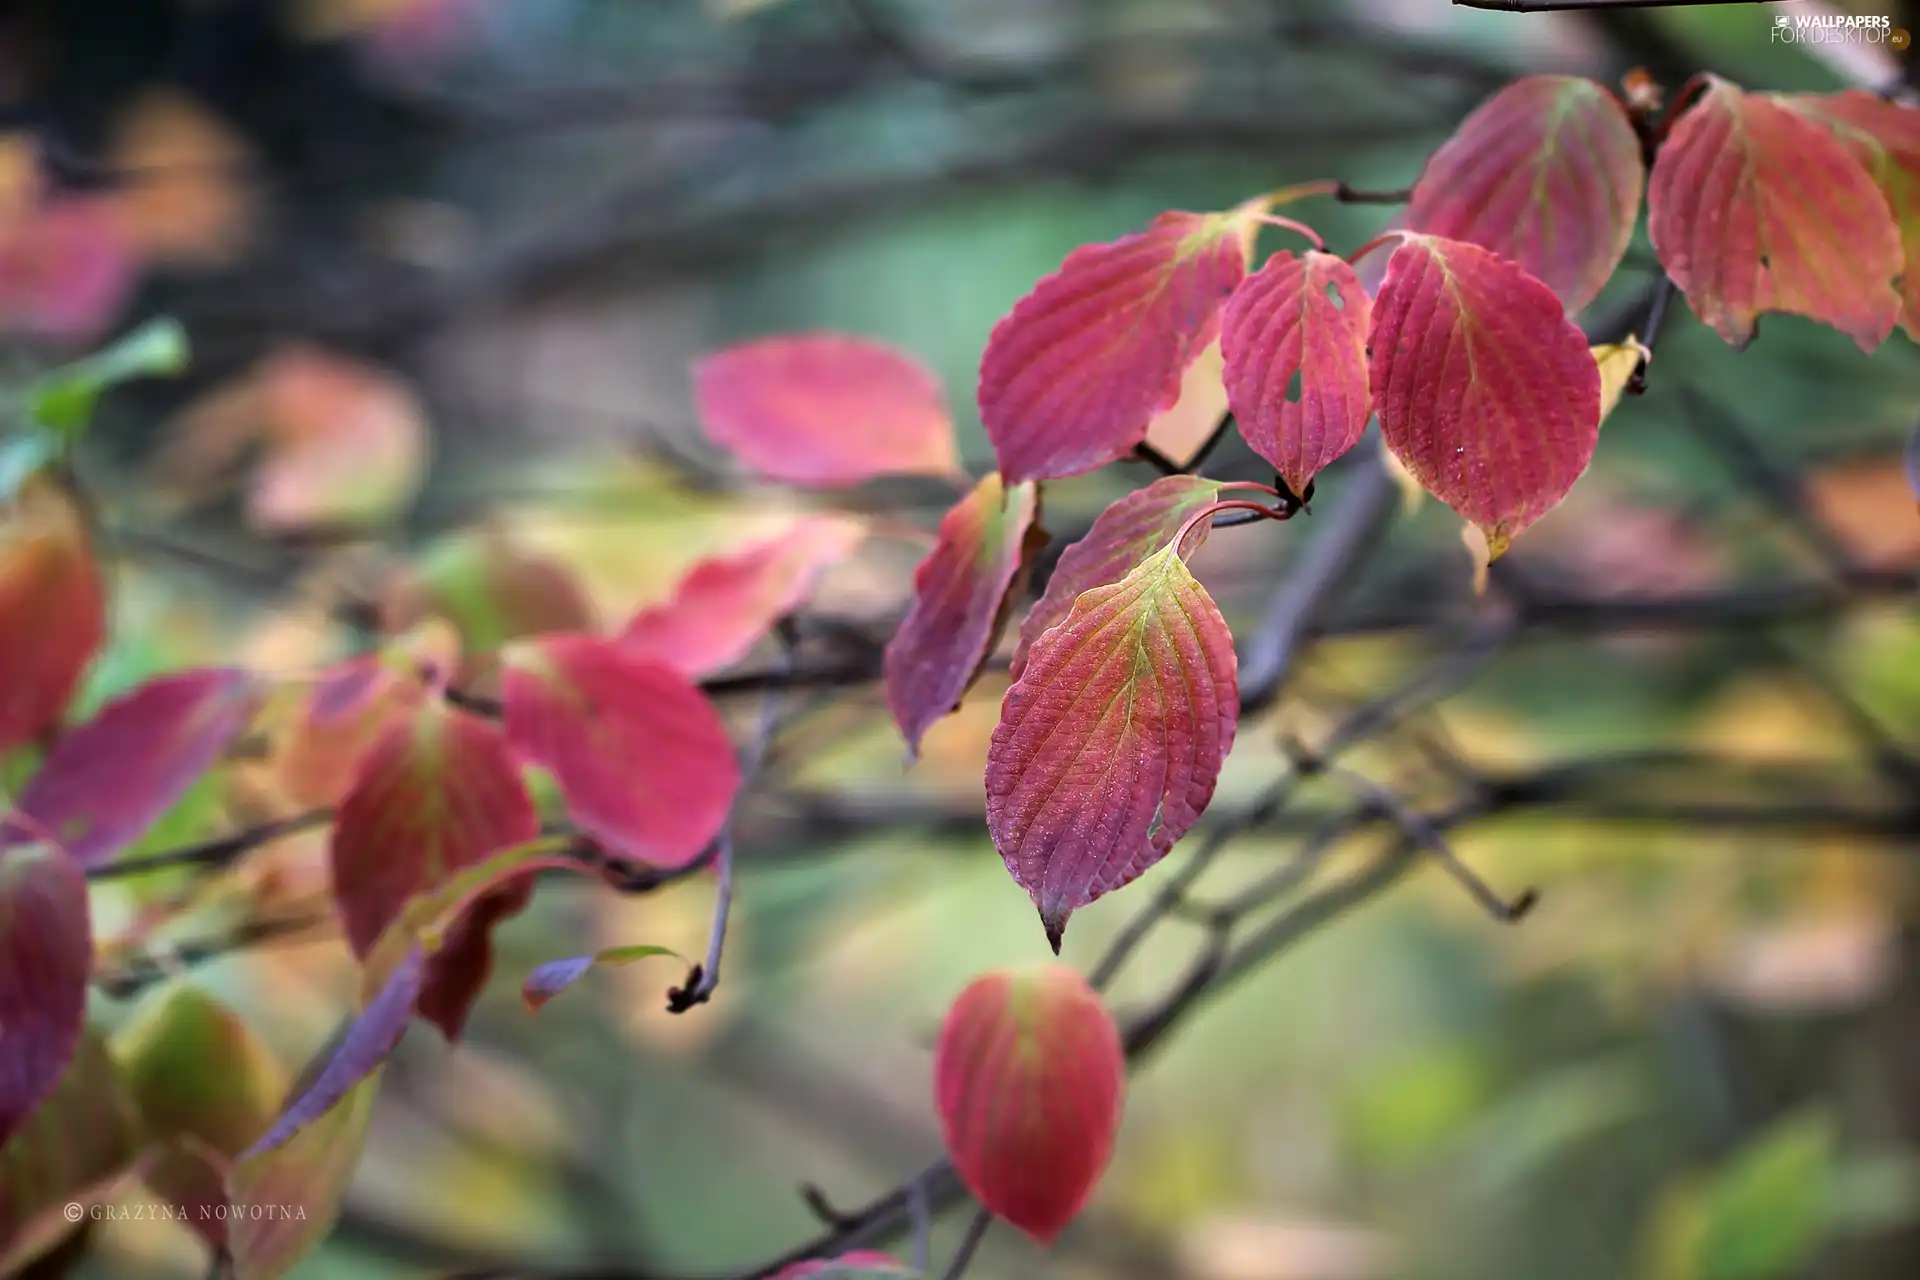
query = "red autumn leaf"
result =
(227, 950, 422, 1280)
(986, 541, 1237, 950)
(502, 634, 739, 869)
(413, 877, 534, 1039)
(934, 966, 1125, 1243)
(620, 515, 864, 677)
(1010, 475, 1224, 682)
(0, 477, 106, 754)
(13, 666, 262, 869)
(694, 333, 960, 487)
(1368, 233, 1601, 557)
(1219, 250, 1373, 493)
(115, 984, 288, 1250)
(1648, 76, 1901, 352)
(0, 837, 90, 1148)
(0, 1031, 144, 1272)
(771, 1256, 916, 1279)
(1780, 90, 1920, 341)
(359, 836, 595, 1005)
(979, 207, 1256, 483)
(883, 472, 1043, 757)
(278, 657, 423, 808)
(329, 697, 538, 1036)
(1404, 75, 1644, 315)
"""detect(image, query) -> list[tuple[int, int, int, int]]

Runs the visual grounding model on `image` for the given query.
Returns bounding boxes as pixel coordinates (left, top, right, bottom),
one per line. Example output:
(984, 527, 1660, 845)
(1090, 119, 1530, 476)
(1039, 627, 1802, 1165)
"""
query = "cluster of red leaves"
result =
(3, 67, 1916, 1278)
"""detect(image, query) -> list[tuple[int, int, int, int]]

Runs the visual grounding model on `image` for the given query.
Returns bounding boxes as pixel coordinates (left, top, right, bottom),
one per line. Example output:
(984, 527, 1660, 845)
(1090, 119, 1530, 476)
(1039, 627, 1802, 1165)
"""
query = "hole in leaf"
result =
(1758, 252, 1771, 270)
(1284, 367, 1304, 403)
(1326, 281, 1344, 310)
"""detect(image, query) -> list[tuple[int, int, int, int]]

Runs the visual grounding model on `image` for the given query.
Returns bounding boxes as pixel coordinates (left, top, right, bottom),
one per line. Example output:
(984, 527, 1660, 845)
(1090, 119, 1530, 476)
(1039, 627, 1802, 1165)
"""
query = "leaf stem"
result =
(1257, 179, 1339, 207)
(1345, 231, 1405, 269)
(1253, 213, 1326, 251)
(1171, 497, 1292, 552)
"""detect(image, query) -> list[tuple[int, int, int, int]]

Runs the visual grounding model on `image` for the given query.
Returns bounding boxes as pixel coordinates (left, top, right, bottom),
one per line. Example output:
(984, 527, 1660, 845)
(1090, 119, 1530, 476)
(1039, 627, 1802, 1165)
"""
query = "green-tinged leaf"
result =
(1648, 76, 1901, 352)
(884, 472, 1044, 756)
(25, 317, 189, 439)
(522, 945, 687, 1012)
(0, 1032, 144, 1273)
(1011, 475, 1223, 681)
(0, 435, 55, 504)
(225, 953, 425, 1279)
(115, 984, 289, 1249)
(1779, 90, 1920, 341)
(1693, 1111, 1836, 1280)
(987, 541, 1237, 950)
(226, 1070, 376, 1280)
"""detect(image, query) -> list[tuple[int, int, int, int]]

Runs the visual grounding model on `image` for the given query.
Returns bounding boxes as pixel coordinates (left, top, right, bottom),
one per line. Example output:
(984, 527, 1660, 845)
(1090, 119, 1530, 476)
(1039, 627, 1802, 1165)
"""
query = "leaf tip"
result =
(1042, 911, 1066, 955)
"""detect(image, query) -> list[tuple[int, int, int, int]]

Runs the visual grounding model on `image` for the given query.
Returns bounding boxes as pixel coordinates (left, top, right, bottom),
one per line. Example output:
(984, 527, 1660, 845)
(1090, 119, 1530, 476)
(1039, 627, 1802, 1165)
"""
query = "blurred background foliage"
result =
(2, 0, 1919, 1278)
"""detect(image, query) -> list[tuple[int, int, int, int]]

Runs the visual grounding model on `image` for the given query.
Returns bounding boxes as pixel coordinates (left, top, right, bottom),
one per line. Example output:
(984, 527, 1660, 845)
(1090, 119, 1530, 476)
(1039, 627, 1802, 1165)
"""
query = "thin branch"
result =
(1185, 412, 1240, 475)
(1333, 183, 1414, 204)
(667, 622, 795, 1013)
(941, 1210, 994, 1280)
(1322, 763, 1537, 922)
(94, 912, 333, 1000)
(1238, 434, 1398, 707)
(1130, 441, 1185, 477)
(1454, 0, 1767, 10)
(85, 810, 334, 882)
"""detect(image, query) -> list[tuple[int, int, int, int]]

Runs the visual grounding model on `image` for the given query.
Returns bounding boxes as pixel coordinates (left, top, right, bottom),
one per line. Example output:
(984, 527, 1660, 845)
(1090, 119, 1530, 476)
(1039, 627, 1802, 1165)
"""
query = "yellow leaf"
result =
(1592, 336, 1649, 425)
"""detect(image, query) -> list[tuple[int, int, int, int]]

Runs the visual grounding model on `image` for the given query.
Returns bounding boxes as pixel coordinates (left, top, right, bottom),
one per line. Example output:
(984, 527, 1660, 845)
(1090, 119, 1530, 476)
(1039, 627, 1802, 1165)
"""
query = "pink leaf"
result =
(979, 208, 1255, 483)
(987, 541, 1237, 950)
(1778, 90, 1920, 342)
(502, 635, 740, 869)
(1220, 250, 1373, 494)
(620, 515, 864, 677)
(1368, 233, 1601, 557)
(883, 472, 1043, 757)
(1404, 75, 1645, 315)
(1011, 475, 1224, 682)
(935, 966, 1125, 1243)
(695, 333, 960, 487)
(15, 667, 261, 870)
(1649, 75, 1901, 352)
(0, 197, 137, 341)
(0, 837, 89, 1148)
